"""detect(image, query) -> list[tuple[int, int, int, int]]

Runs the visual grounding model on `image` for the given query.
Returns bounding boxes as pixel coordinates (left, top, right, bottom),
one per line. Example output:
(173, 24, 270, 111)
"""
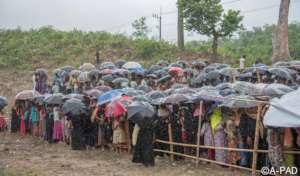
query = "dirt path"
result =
(0, 133, 249, 176)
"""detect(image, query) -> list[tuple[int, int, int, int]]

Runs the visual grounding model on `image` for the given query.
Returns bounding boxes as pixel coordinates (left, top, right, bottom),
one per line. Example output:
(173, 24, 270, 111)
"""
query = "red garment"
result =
(0, 116, 7, 130)
(207, 149, 215, 160)
(20, 119, 26, 136)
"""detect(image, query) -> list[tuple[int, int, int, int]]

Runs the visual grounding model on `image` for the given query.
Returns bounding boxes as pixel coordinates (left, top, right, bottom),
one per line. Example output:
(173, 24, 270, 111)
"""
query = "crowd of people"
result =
(4, 58, 300, 171)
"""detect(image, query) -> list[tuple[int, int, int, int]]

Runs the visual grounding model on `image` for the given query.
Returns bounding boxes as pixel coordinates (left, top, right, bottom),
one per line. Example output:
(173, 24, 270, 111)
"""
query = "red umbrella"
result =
(105, 96, 133, 118)
(168, 67, 184, 75)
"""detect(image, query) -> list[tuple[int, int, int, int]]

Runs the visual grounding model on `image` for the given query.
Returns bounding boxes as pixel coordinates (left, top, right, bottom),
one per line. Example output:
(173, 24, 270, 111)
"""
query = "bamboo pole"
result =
(251, 105, 262, 176)
(155, 139, 300, 154)
(168, 115, 174, 161)
(196, 101, 203, 167)
(153, 149, 259, 173)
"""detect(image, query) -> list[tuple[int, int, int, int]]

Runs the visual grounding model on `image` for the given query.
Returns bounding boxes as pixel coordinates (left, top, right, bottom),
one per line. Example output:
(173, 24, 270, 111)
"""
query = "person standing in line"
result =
(96, 50, 101, 66)
(239, 55, 246, 70)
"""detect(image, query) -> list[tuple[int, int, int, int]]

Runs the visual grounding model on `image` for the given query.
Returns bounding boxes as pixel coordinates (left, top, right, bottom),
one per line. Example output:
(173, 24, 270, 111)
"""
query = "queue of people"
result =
(6, 59, 300, 170)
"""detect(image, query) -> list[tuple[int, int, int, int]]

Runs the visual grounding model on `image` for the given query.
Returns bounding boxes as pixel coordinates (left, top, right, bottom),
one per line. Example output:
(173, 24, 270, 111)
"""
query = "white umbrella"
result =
(263, 88, 300, 127)
(122, 61, 142, 69)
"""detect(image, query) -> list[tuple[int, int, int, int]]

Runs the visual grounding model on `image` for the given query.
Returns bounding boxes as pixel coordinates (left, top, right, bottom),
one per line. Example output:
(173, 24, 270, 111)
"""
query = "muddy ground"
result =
(0, 133, 250, 176)
(0, 71, 249, 176)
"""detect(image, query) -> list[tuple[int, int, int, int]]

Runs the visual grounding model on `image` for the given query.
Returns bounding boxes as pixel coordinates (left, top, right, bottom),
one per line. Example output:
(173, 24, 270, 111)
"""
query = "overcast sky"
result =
(0, 0, 299, 42)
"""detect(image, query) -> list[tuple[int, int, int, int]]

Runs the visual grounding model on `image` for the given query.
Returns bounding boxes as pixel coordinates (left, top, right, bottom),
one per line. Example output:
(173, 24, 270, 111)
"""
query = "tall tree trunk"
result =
(272, 0, 291, 64)
(177, 0, 185, 51)
(212, 33, 219, 62)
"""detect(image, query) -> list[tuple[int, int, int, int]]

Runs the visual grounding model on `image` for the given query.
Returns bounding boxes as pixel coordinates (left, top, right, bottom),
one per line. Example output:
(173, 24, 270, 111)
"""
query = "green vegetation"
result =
(0, 26, 177, 70)
(185, 22, 300, 66)
(131, 17, 149, 39)
(0, 23, 299, 71)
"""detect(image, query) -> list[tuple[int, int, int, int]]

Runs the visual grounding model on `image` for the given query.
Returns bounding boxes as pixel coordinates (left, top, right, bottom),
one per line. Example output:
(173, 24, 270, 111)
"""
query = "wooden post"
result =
(251, 105, 262, 176)
(196, 101, 203, 167)
(168, 115, 174, 161)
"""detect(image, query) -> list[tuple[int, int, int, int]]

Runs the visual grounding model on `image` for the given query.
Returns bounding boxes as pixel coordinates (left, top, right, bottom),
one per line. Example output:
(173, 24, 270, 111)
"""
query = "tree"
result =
(272, 0, 291, 63)
(180, 0, 243, 61)
(177, 0, 185, 51)
(132, 17, 149, 39)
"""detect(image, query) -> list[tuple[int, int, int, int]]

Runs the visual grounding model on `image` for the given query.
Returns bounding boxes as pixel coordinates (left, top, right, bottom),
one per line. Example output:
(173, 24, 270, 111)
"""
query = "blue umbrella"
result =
(128, 67, 144, 74)
(97, 89, 123, 105)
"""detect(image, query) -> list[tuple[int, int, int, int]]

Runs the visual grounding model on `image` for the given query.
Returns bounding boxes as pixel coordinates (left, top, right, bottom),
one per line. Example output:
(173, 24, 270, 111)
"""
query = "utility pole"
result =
(153, 8, 162, 41)
(177, 0, 184, 50)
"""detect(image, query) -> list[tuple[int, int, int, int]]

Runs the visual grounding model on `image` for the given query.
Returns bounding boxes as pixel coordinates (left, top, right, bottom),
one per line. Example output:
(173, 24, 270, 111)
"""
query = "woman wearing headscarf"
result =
(10, 101, 20, 133)
(30, 103, 39, 136)
(210, 108, 227, 164)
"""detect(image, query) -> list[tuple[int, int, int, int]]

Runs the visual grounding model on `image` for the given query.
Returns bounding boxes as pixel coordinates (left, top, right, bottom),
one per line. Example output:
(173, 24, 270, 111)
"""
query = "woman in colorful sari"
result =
(52, 106, 64, 142)
(30, 103, 39, 137)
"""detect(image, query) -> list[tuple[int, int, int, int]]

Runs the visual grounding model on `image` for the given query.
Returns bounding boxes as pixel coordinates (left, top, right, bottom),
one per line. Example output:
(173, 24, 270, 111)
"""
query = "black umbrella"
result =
(132, 95, 149, 102)
(100, 62, 115, 69)
(83, 89, 103, 98)
(115, 60, 126, 68)
(127, 101, 155, 128)
(176, 60, 189, 68)
(112, 78, 129, 85)
(95, 85, 112, 92)
(157, 75, 172, 84)
(173, 87, 197, 95)
(269, 68, 293, 80)
(101, 75, 114, 83)
(221, 95, 257, 108)
(157, 60, 169, 67)
(33, 95, 45, 105)
(147, 65, 162, 74)
(44, 93, 64, 105)
(146, 91, 167, 100)
(146, 74, 158, 79)
(137, 85, 152, 93)
(88, 69, 101, 80)
(0, 96, 8, 110)
(62, 98, 88, 116)
(204, 70, 221, 80)
(164, 93, 190, 104)
(61, 65, 74, 73)
(191, 61, 206, 68)
(63, 94, 84, 101)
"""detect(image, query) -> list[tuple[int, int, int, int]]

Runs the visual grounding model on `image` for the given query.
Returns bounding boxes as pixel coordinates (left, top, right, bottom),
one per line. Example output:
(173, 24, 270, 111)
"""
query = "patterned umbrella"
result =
(105, 96, 133, 118)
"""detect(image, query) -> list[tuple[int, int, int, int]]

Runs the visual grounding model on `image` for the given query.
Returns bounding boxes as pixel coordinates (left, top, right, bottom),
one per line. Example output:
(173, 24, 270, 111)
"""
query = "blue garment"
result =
(30, 106, 38, 123)
(238, 143, 250, 167)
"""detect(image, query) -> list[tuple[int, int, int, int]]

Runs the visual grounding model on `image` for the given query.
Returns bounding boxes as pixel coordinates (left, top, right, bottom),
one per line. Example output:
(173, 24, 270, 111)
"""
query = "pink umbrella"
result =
(168, 67, 184, 75)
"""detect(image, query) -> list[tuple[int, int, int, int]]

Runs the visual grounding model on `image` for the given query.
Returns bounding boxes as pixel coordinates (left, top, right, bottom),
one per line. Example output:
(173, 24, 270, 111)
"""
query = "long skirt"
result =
(214, 128, 227, 163)
(132, 128, 154, 166)
(45, 117, 54, 143)
(11, 110, 20, 133)
(71, 125, 85, 150)
(98, 124, 106, 146)
(20, 119, 26, 136)
(52, 120, 64, 141)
